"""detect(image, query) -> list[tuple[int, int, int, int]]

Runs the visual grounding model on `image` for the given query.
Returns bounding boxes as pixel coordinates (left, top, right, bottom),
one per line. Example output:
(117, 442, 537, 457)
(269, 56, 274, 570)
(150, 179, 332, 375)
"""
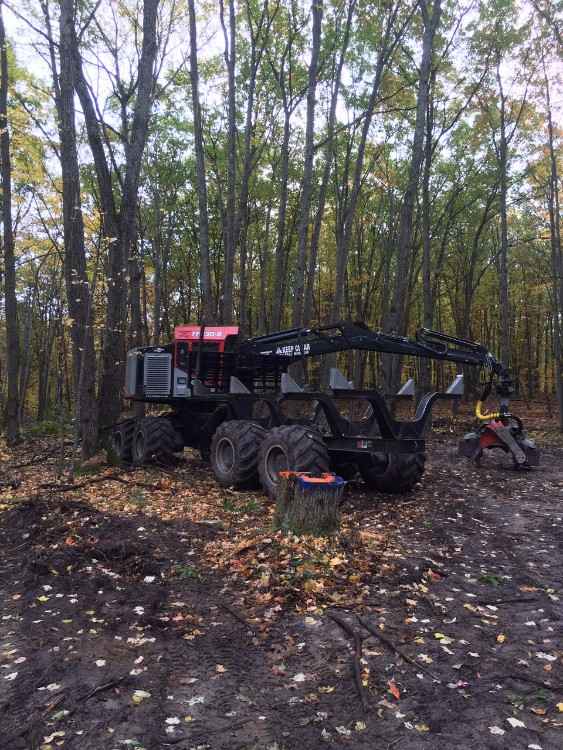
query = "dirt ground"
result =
(1, 410, 562, 750)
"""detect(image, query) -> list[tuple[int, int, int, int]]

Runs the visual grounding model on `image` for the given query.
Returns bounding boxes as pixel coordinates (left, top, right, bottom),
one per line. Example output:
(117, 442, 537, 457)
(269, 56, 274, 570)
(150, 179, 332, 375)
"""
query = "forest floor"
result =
(0, 404, 562, 750)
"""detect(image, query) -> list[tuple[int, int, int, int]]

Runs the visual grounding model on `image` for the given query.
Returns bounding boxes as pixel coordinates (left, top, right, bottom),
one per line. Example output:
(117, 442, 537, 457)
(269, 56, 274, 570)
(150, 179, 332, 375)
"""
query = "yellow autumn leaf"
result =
(496, 633, 506, 643)
(329, 555, 346, 567)
(557, 702, 563, 712)
(415, 723, 430, 732)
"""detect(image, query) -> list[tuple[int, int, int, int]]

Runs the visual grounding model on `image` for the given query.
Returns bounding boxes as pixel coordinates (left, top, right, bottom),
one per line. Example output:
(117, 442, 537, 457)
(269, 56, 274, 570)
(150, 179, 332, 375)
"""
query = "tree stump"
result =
(274, 472, 345, 536)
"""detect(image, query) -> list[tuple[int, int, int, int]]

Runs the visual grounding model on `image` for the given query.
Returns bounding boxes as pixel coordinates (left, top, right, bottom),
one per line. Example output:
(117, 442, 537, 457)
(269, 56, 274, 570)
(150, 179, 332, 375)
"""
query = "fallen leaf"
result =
(132, 690, 151, 704)
(329, 556, 346, 568)
(489, 726, 505, 735)
(388, 679, 400, 700)
(506, 717, 526, 728)
(43, 733, 65, 743)
(535, 652, 556, 662)
(496, 633, 506, 643)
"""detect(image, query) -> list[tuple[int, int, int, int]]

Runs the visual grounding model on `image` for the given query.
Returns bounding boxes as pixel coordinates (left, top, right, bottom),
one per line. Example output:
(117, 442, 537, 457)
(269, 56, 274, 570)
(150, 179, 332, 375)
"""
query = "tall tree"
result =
(219, 0, 237, 324)
(303, 0, 356, 327)
(0, 0, 20, 444)
(292, 0, 323, 328)
(70, 0, 160, 428)
(542, 51, 563, 429)
(47, 0, 98, 457)
(188, 0, 214, 323)
(331, 0, 409, 324)
(384, 0, 442, 391)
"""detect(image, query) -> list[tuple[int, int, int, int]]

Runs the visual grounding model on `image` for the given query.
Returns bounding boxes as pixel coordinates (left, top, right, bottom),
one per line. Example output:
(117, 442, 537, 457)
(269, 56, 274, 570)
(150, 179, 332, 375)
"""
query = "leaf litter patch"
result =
(0, 434, 562, 749)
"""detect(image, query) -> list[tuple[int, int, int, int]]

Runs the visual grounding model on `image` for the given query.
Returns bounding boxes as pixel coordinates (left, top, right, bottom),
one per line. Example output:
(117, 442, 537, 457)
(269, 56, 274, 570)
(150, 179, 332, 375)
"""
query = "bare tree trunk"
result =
(331, 2, 406, 322)
(18, 288, 35, 426)
(0, 0, 20, 444)
(219, 0, 237, 324)
(188, 0, 214, 323)
(385, 0, 441, 392)
(419, 67, 436, 395)
(292, 0, 323, 328)
(103, 0, 158, 427)
(304, 0, 356, 327)
(496, 57, 511, 369)
(236, 1, 272, 335)
(272, 108, 291, 330)
(56, 0, 98, 455)
(70, 27, 121, 431)
(543, 53, 563, 430)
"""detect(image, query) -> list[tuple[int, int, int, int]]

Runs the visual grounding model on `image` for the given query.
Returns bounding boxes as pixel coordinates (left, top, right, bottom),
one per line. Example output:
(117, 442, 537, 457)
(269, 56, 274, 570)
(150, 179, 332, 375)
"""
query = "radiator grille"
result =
(143, 352, 172, 397)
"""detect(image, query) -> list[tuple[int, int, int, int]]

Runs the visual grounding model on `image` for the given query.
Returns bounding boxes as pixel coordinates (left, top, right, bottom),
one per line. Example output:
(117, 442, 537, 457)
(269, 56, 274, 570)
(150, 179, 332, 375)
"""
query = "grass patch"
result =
(479, 573, 502, 586)
(173, 564, 201, 580)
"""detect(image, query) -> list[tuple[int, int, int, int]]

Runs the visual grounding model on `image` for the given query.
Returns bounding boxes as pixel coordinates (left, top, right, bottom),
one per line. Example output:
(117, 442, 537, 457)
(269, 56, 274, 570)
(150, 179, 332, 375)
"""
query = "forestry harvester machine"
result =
(109, 321, 539, 497)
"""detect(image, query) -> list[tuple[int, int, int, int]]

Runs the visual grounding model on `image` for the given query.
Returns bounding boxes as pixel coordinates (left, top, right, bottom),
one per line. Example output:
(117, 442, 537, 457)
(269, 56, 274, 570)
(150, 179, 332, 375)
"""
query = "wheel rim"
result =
(264, 444, 288, 486)
(216, 436, 235, 474)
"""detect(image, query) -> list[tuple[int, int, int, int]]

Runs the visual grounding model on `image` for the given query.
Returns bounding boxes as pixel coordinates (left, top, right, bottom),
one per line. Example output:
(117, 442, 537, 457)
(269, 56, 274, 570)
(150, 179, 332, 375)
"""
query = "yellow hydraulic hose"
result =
(475, 400, 501, 421)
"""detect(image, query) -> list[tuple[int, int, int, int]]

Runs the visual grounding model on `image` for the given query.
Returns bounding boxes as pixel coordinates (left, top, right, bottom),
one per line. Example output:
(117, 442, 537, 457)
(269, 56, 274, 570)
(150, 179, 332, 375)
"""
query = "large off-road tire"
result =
(132, 417, 182, 466)
(210, 420, 266, 488)
(358, 452, 426, 494)
(258, 425, 330, 499)
(107, 419, 136, 464)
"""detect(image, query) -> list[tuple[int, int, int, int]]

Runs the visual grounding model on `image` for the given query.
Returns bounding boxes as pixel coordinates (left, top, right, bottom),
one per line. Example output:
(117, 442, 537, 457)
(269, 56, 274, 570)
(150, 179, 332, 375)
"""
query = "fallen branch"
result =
(476, 597, 539, 606)
(497, 672, 563, 694)
(329, 611, 369, 711)
(79, 674, 127, 702)
(40, 473, 160, 492)
(41, 692, 65, 718)
(5, 445, 71, 470)
(358, 616, 440, 681)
